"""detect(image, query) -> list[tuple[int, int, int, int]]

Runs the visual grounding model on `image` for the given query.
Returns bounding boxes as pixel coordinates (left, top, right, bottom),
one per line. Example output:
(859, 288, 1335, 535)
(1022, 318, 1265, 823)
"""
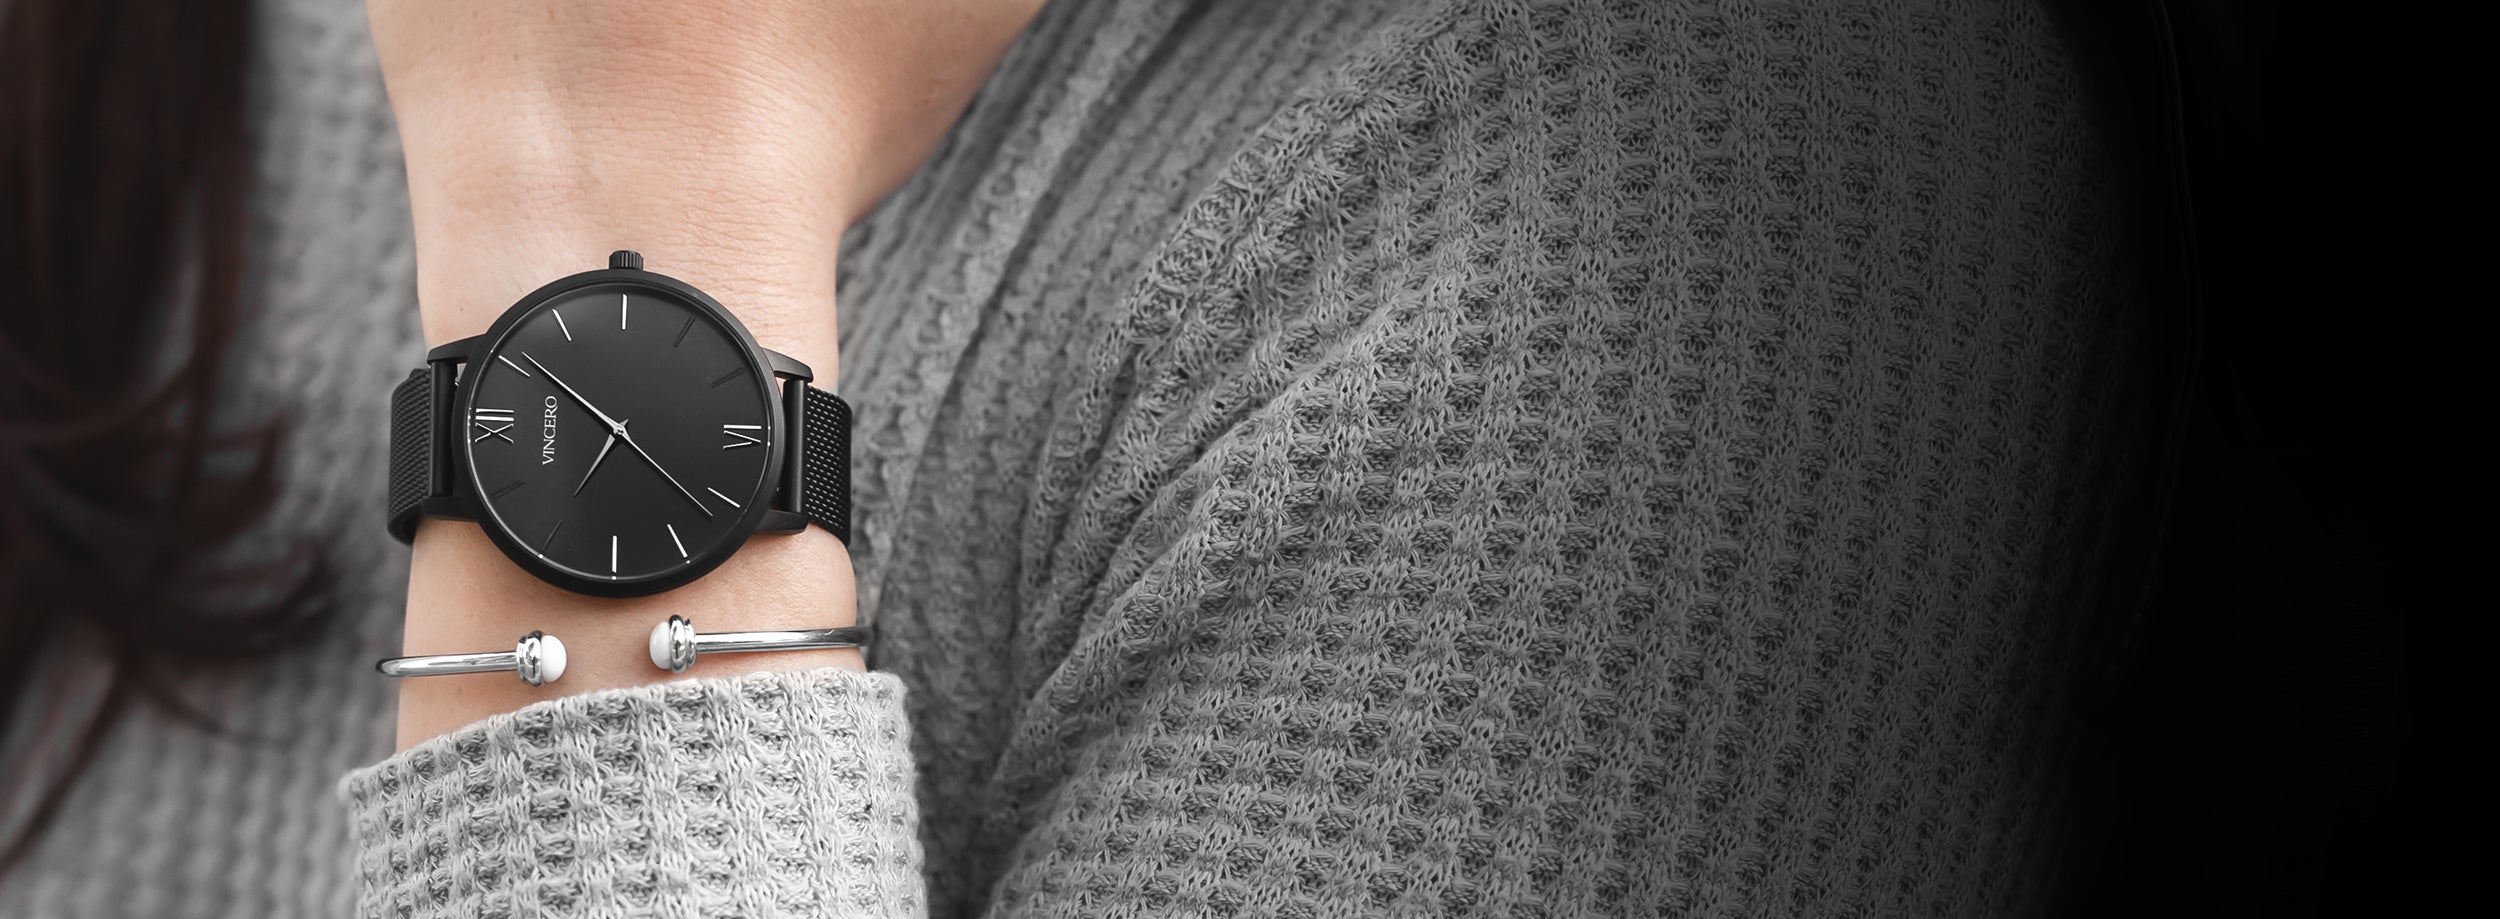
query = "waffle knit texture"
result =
(338, 670, 921, 917)
(0, 0, 2142, 916)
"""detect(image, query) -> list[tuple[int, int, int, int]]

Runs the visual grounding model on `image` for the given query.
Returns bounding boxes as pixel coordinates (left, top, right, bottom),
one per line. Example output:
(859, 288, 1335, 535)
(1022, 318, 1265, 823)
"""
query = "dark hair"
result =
(0, 0, 327, 868)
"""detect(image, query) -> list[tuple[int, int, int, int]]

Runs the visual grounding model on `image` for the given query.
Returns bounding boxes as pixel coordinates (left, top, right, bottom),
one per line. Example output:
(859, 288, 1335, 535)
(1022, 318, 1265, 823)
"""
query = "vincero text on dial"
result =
(461, 285, 777, 584)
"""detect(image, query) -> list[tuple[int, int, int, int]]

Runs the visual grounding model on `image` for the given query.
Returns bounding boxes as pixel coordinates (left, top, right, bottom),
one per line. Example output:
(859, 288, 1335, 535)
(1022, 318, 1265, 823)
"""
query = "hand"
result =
(526, 353, 711, 516)
(370, 1, 1048, 354)
(522, 352, 623, 431)
(370, 0, 1044, 230)
(373, 0, 1046, 390)
(573, 426, 617, 495)
(615, 426, 713, 519)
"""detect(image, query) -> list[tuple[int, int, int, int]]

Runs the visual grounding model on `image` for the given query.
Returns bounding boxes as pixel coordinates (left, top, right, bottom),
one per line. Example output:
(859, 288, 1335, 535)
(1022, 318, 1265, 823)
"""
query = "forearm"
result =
(371, 0, 1038, 747)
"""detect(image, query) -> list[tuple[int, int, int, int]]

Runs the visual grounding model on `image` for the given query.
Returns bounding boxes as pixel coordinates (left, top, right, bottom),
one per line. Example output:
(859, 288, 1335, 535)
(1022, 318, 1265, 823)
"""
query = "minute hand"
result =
(522, 352, 713, 518)
(522, 353, 625, 431)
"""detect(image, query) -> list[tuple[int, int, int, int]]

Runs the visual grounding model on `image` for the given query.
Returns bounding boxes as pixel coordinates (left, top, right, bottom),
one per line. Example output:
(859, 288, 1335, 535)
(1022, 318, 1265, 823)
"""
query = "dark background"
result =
(2062, 2, 2465, 915)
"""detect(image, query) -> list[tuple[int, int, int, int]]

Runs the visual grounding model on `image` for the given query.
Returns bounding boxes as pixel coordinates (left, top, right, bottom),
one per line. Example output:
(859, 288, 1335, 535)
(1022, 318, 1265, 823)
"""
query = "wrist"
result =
(399, 525, 862, 749)
(367, 0, 1041, 749)
(401, 137, 854, 383)
(393, 154, 862, 751)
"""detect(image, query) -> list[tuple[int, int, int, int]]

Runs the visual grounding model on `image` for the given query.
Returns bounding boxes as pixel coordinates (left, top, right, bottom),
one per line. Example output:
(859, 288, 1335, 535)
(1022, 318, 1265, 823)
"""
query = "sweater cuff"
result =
(338, 668, 922, 919)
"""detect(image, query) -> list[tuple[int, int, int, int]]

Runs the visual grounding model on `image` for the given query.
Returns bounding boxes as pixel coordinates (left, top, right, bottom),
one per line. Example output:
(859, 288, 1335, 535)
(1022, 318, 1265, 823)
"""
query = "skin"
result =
(368, 0, 1044, 748)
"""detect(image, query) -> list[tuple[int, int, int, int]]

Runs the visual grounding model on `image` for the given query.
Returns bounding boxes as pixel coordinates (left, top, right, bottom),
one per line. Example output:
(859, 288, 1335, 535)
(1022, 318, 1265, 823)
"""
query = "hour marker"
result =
(710, 368, 743, 387)
(610, 535, 619, 574)
(472, 407, 516, 443)
(488, 479, 525, 499)
(666, 523, 687, 559)
(705, 486, 741, 509)
(674, 317, 694, 348)
(721, 424, 763, 450)
(621, 293, 630, 330)
(498, 355, 533, 377)
(552, 309, 574, 341)
(545, 519, 565, 546)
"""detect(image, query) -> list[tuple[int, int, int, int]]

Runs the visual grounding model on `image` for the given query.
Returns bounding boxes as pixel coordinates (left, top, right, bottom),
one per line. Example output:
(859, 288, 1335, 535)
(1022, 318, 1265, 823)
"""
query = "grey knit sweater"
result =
(0, 0, 2139, 916)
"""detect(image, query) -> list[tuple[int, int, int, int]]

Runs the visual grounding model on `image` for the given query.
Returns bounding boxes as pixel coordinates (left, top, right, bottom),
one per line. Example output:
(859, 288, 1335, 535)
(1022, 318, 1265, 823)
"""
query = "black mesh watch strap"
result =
(798, 384, 852, 543)
(386, 367, 441, 544)
(386, 367, 850, 545)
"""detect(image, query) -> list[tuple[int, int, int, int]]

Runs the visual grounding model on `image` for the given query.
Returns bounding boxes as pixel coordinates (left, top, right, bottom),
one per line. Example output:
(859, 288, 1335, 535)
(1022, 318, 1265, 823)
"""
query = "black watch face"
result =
(460, 274, 779, 595)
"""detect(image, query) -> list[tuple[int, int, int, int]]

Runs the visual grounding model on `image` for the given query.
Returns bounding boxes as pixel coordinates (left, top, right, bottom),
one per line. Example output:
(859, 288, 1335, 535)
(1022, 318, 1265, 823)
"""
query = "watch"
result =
(386, 250, 850, 597)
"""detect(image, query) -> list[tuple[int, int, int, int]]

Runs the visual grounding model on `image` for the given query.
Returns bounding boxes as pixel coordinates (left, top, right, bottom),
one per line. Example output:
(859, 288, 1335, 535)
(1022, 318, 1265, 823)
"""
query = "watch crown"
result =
(609, 250, 644, 270)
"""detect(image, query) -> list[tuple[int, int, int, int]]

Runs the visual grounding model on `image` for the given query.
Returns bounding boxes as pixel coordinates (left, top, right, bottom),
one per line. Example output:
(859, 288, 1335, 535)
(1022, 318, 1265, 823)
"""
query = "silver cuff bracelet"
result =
(647, 615, 870, 673)
(376, 631, 569, 686)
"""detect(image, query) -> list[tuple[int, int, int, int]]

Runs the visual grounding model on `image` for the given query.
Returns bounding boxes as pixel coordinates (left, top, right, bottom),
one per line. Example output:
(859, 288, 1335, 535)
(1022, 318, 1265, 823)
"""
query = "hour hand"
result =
(574, 425, 621, 495)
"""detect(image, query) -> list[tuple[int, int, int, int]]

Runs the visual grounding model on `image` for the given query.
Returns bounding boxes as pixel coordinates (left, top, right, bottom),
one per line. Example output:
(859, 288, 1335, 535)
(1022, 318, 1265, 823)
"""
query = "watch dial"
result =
(462, 282, 775, 587)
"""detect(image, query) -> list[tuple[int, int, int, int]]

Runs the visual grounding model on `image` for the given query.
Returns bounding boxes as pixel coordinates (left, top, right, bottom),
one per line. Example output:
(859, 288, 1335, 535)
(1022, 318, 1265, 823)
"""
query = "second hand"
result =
(621, 429, 712, 518)
(524, 351, 709, 516)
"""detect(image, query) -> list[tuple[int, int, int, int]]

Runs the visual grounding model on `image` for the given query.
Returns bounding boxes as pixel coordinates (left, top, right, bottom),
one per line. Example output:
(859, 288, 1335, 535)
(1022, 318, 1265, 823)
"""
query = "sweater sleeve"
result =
(921, 0, 2128, 916)
(337, 667, 923, 918)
